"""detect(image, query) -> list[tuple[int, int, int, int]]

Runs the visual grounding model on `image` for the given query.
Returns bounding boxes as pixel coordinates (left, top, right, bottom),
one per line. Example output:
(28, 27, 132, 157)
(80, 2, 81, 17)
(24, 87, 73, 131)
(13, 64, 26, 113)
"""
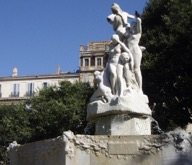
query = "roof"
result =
(0, 72, 80, 81)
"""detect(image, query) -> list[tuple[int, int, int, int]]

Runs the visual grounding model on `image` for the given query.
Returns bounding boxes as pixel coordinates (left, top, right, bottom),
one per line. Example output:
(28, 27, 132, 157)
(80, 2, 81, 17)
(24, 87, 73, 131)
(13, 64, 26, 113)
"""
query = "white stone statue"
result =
(107, 34, 134, 96)
(106, 4, 144, 94)
(107, 35, 122, 95)
(107, 3, 135, 42)
(89, 9, 147, 100)
(90, 71, 112, 103)
(127, 11, 143, 92)
(87, 4, 151, 135)
(120, 52, 134, 88)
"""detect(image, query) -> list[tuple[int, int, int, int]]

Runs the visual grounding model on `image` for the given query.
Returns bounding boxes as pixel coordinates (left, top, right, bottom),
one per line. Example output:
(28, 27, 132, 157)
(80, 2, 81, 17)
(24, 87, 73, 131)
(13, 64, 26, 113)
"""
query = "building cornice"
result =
(0, 73, 80, 82)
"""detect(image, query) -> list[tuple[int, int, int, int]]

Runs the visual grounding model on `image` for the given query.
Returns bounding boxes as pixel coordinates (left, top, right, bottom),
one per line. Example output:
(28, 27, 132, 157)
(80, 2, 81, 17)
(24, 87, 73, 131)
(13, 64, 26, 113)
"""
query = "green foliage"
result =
(26, 81, 93, 141)
(0, 81, 93, 164)
(0, 104, 32, 164)
(142, 0, 192, 69)
(141, 0, 192, 130)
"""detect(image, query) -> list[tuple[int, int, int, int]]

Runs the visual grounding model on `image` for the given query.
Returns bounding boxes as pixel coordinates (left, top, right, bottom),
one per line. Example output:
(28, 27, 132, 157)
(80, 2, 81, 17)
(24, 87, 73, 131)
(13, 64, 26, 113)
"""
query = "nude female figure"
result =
(112, 35, 133, 96)
(128, 11, 143, 92)
(107, 35, 121, 95)
(108, 34, 133, 96)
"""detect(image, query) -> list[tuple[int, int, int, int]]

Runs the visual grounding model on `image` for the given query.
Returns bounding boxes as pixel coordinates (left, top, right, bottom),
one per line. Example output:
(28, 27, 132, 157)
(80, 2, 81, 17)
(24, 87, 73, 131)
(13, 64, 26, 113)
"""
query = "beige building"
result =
(0, 70, 79, 104)
(79, 41, 110, 86)
(0, 41, 110, 104)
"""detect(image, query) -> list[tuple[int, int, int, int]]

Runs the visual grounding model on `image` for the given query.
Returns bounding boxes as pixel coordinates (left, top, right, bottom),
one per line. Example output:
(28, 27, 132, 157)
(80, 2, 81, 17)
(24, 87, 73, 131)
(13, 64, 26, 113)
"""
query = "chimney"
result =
(57, 64, 61, 74)
(12, 67, 18, 77)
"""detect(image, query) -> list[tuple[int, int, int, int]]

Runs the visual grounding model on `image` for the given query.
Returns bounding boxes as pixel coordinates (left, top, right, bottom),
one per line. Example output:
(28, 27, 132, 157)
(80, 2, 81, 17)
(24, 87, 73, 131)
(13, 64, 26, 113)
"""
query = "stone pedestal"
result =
(87, 94, 152, 135)
(95, 114, 151, 135)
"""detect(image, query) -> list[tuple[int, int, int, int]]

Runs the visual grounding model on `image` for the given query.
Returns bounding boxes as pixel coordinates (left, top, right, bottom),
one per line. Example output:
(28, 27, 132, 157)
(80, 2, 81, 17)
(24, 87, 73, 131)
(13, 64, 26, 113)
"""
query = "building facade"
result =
(0, 41, 110, 104)
(0, 72, 79, 104)
(79, 41, 110, 86)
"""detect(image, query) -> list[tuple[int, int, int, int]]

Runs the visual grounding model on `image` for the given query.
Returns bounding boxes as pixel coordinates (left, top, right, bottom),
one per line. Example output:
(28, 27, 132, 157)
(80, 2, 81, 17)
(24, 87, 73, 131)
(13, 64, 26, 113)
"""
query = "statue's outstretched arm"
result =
(127, 12, 135, 19)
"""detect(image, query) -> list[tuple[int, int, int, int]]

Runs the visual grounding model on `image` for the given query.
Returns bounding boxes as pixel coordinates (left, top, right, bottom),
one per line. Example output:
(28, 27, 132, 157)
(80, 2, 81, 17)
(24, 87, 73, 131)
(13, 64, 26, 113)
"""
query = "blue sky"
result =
(0, 0, 147, 77)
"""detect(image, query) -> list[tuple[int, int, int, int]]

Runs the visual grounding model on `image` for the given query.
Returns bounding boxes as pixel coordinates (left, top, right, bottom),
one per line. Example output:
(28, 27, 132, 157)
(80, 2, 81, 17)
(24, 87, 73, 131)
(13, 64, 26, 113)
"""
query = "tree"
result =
(25, 81, 93, 141)
(0, 104, 32, 164)
(141, 0, 192, 130)
(0, 81, 93, 164)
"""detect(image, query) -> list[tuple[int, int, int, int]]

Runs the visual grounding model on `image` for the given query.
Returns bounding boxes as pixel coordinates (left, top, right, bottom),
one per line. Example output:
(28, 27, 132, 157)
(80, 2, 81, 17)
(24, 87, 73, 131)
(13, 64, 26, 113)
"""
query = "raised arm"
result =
(136, 17, 142, 34)
(111, 34, 134, 68)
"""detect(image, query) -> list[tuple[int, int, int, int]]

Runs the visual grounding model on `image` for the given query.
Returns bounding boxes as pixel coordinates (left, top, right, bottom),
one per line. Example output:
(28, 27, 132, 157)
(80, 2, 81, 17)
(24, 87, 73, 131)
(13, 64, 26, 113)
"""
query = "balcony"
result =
(25, 91, 35, 97)
(80, 66, 104, 71)
(10, 92, 20, 98)
(80, 42, 110, 53)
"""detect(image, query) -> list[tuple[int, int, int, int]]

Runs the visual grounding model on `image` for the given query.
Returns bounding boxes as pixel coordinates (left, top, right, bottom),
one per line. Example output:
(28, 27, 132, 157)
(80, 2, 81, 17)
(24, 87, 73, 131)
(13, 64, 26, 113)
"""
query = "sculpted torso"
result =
(128, 17, 143, 92)
(128, 33, 142, 61)
(108, 43, 121, 64)
(107, 43, 121, 94)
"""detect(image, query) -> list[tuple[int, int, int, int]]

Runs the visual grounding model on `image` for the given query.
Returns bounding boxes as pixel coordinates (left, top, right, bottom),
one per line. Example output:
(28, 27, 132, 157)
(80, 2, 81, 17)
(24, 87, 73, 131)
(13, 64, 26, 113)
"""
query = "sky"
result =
(0, 0, 148, 77)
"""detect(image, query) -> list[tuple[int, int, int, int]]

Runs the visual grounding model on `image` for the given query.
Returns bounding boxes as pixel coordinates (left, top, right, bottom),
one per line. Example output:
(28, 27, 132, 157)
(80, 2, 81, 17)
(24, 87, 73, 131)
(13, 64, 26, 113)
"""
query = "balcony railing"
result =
(80, 44, 110, 52)
(10, 92, 20, 97)
(25, 91, 35, 97)
(80, 66, 104, 71)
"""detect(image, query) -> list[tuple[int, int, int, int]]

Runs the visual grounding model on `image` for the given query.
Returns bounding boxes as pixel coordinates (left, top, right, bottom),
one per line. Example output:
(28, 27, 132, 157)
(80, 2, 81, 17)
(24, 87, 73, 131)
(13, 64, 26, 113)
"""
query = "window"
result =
(84, 59, 89, 66)
(91, 56, 95, 66)
(27, 83, 34, 96)
(43, 82, 48, 88)
(97, 58, 102, 66)
(12, 83, 19, 97)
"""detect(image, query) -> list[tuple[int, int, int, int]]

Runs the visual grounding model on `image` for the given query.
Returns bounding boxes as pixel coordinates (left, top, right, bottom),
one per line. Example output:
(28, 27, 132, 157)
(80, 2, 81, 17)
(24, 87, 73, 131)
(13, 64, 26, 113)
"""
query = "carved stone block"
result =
(95, 115, 151, 135)
(108, 142, 138, 155)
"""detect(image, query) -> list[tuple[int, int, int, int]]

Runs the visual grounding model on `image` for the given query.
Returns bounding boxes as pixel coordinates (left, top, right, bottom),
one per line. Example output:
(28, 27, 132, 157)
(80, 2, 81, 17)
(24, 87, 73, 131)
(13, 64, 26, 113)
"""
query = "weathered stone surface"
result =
(8, 137, 66, 165)
(8, 129, 192, 165)
(87, 92, 151, 135)
(87, 93, 151, 121)
(108, 142, 137, 155)
(95, 115, 151, 135)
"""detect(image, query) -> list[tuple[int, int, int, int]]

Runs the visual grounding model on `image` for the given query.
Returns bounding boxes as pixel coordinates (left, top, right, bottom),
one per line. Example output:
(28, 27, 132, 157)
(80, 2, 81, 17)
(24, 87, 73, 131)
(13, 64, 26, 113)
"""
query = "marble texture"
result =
(95, 115, 151, 135)
(87, 3, 151, 135)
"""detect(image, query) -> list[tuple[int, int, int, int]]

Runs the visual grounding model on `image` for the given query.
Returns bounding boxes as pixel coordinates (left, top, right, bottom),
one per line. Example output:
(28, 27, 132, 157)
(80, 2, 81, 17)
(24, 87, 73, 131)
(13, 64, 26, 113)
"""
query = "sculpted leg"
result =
(124, 63, 131, 88)
(116, 64, 124, 96)
(109, 64, 117, 94)
(135, 67, 142, 92)
(132, 48, 142, 92)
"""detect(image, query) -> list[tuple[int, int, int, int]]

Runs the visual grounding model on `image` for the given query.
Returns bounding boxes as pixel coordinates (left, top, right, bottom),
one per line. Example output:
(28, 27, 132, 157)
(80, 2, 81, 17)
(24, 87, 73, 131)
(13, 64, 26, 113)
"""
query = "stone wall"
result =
(7, 137, 65, 165)
(8, 129, 192, 165)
